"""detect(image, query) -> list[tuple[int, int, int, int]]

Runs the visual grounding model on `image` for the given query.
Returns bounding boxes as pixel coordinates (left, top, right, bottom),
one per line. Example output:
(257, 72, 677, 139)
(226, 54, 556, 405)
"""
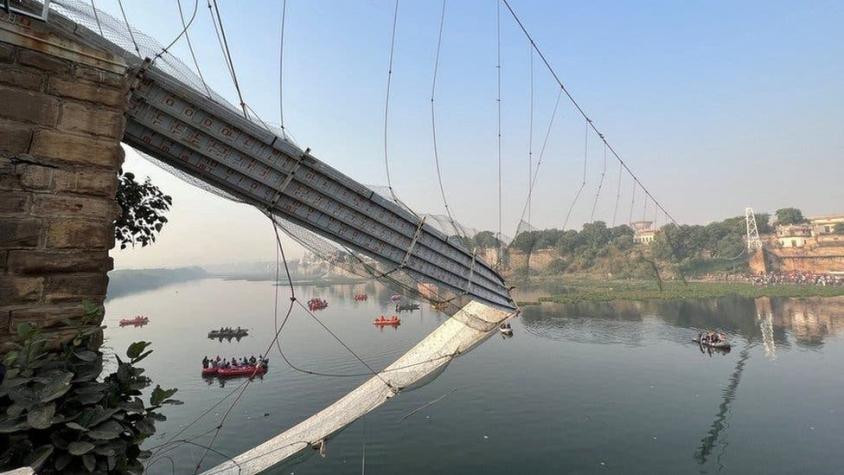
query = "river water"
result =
(103, 278, 844, 474)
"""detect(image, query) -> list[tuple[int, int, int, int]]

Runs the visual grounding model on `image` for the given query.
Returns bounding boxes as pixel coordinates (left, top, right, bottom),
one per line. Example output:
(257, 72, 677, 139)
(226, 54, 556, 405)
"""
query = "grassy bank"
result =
(515, 279, 844, 305)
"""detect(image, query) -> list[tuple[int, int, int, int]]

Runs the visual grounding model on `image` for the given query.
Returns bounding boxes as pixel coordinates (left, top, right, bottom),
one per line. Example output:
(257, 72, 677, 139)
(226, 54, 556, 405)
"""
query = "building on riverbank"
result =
(631, 221, 657, 245)
(753, 213, 844, 274)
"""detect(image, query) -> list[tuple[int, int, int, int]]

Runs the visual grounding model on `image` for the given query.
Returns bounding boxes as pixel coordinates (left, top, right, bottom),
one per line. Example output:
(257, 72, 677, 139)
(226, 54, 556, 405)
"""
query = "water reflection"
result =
(520, 296, 844, 349)
(695, 344, 752, 469)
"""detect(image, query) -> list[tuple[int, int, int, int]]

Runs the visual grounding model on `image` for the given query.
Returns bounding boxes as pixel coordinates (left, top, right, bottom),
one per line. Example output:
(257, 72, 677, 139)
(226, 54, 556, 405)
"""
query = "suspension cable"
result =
(562, 119, 588, 229)
(207, 0, 248, 117)
(527, 44, 534, 225)
(496, 0, 503, 262)
(611, 159, 622, 226)
(628, 178, 636, 225)
(500, 0, 678, 225)
(155, 0, 199, 63)
(116, 0, 141, 56)
(383, 0, 400, 199)
(430, 0, 460, 231)
(89, 0, 103, 36)
(514, 88, 563, 233)
(176, 0, 212, 98)
(278, 0, 288, 138)
(590, 141, 607, 222)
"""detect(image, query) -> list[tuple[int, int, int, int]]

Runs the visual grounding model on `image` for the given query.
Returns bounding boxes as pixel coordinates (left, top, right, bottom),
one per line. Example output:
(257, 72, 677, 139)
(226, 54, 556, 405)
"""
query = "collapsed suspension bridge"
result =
(4, 0, 677, 473)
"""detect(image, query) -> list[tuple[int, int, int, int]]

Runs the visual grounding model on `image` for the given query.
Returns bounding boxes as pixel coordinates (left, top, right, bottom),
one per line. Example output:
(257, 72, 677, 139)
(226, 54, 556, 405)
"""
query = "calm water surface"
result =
(103, 278, 844, 474)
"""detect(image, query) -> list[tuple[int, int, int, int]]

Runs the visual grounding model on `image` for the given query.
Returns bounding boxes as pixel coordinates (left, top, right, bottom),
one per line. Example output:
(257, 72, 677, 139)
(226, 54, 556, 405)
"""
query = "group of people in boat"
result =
(213, 326, 246, 334)
(353, 294, 368, 301)
(697, 331, 727, 346)
(202, 355, 268, 369)
(374, 315, 400, 324)
(119, 315, 149, 326)
(308, 298, 328, 311)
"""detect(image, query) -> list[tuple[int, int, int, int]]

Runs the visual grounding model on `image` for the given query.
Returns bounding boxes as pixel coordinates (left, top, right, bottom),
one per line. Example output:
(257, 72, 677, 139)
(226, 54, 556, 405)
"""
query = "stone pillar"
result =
(0, 12, 129, 347)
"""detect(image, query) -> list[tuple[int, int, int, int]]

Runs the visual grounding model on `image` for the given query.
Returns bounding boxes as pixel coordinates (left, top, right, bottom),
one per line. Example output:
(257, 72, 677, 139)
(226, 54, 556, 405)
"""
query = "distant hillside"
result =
(107, 266, 208, 299)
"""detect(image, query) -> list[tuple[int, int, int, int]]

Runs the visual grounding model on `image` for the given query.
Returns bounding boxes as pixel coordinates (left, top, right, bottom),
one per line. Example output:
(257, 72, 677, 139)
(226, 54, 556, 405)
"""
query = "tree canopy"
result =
(775, 208, 806, 225)
(115, 172, 172, 249)
(651, 216, 747, 263)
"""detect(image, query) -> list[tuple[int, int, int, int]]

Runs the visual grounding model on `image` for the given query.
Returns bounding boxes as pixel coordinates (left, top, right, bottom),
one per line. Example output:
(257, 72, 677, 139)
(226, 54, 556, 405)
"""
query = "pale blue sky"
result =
(97, 1, 844, 268)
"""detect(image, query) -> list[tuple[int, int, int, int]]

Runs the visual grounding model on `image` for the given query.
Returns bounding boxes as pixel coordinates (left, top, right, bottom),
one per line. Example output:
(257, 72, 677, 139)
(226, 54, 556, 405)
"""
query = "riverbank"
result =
(514, 278, 844, 305)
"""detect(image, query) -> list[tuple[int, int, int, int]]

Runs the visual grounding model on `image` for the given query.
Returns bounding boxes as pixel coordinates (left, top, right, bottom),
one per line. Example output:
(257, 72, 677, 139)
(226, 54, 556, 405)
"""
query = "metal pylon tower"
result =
(745, 207, 763, 251)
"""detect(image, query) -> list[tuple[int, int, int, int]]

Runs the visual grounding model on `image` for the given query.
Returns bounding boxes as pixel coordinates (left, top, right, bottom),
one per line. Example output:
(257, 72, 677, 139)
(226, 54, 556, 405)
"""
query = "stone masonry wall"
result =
(0, 12, 129, 347)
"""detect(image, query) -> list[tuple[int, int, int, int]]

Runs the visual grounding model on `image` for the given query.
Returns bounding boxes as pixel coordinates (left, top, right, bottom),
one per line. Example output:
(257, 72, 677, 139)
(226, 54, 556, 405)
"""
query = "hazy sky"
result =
(101, 0, 844, 269)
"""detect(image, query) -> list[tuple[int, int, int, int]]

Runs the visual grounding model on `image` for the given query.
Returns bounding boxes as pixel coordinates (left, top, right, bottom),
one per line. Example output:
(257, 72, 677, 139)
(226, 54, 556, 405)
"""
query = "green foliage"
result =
(0, 308, 179, 474)
(755, 213, 773, 234)
(472, 231, 502, 249)
(652, 216, 746, 264)
(115, 171, 172, 250)
(834, 223, 844, 234)
(775, 208, 805, 225)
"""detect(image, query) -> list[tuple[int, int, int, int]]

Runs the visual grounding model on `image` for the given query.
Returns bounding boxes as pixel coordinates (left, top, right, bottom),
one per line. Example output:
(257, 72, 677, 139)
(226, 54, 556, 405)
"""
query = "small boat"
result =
(119, 316, 149, 326)
(693, 331, 731, 349)
(353, 294, 368, 301)
(396, 303, 420, 312)
(373, 316, 401, 326)
(499, 323, 513, 335)
(208, 328, 248, 339)
(308, 298, 328, 311)
(216, 365, 267, 378)
(693, 338, 731, 349)
(390, 294, 402, 302)
(201, 367, 218, 376)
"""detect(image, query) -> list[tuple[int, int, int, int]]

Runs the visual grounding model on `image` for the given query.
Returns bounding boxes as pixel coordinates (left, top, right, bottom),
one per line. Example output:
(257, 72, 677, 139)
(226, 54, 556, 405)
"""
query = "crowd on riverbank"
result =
(750, 271, 844, 286)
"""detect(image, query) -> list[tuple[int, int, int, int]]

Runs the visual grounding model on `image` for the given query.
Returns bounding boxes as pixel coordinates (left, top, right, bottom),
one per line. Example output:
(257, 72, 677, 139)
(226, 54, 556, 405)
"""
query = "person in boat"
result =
(249, 355, 257, 365)
(202, 356, 209, 368)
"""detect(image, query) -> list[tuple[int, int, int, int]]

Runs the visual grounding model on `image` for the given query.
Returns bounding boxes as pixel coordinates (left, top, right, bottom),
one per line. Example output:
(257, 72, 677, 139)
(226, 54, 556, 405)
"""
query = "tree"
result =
(755, 213, 773, 234)
(775, 208, 805, 225)
(834, 223, 844, 234)
(473, 230, 502, 249)
(115, 172, 172, 249)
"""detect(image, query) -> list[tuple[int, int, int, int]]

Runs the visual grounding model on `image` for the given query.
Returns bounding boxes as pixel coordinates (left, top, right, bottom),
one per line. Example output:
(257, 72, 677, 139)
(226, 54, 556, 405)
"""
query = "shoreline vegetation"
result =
(513, 278, 844, 306)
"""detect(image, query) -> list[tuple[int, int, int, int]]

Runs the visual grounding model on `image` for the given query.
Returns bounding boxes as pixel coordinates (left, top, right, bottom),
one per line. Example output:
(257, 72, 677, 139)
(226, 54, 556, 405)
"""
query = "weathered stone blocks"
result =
(0, 14, 129, 344)
(0, 217, 42, 248)
(0, 85, 59, 125)
(30, 129, 123, 168)
(58, 101, 125, 138)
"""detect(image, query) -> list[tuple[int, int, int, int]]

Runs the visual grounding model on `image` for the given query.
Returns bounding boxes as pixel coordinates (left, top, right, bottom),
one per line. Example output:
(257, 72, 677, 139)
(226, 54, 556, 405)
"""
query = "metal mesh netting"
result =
(41, 1, 505, 318)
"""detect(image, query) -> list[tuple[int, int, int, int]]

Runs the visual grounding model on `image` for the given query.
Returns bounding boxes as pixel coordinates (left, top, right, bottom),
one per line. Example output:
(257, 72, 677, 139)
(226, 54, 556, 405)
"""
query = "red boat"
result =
(353, 294, 368, 301)
(201, 367, 218, 376)
(216, 365, 267, 378)
(119, 316, 148, 326)
(373, 315, 400, 326)
(308, 298, 328, 311)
